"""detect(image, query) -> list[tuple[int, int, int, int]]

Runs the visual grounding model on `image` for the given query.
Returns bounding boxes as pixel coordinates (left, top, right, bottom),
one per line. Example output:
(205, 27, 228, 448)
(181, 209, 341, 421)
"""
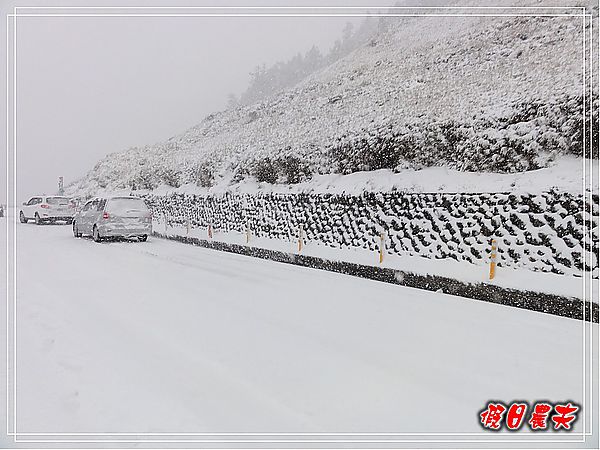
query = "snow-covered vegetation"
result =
(69, 5, 599, 197)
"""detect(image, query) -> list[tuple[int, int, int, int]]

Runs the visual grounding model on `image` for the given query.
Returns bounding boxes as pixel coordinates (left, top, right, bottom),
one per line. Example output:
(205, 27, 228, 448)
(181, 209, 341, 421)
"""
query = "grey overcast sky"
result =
(2, 0, 395, 203)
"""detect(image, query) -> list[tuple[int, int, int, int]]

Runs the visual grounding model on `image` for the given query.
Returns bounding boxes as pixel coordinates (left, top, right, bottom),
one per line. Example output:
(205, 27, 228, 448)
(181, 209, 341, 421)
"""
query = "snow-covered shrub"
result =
(133, 167, 159, 190)
(158, 167, 182, 188)
(248, 155, 313, 184)
(190, 163, 214, 188)
(251, 158, 278, 184)
(569, 94, 600, 157)
(275, 155, 312, 184)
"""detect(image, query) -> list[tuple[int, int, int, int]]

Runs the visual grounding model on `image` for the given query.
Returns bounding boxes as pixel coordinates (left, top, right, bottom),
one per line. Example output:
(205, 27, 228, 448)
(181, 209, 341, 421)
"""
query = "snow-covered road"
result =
(2, 212, 592, 435)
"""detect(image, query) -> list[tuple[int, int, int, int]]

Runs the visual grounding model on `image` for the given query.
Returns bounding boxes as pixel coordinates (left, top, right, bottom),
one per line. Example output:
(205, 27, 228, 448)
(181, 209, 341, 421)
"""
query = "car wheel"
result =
(34, 213, 42, 225)
(19, 211, 26, 223)
(92, 225, 102, 243)
(73, 221, 82, 238)
(139, 235, 148, 242)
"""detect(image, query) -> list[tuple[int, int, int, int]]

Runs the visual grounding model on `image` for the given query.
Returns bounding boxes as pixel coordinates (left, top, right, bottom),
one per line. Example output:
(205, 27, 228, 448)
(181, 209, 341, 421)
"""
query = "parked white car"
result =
(73, 196, 152, 242)
(19, 196, 75, 224)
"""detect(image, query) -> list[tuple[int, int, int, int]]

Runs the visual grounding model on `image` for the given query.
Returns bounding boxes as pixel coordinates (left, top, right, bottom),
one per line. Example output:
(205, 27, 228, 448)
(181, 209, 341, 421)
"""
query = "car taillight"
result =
(103, 212, 110, 219)
(40, 204, 49, 209)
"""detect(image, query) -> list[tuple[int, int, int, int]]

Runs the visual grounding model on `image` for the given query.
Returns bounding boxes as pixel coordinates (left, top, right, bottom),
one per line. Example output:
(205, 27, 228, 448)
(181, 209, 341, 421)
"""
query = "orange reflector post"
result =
(489, 239, 497, 280)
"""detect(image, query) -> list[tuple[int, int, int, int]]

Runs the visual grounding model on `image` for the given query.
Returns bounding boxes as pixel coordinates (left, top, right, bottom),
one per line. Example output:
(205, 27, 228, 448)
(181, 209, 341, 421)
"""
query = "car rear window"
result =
(46, 197, 70, 205)
(106, 198, 149, 214)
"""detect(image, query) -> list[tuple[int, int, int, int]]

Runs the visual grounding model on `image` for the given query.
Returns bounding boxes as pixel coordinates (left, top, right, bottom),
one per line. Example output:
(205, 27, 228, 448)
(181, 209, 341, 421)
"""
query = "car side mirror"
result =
(22, 202, 27, 206)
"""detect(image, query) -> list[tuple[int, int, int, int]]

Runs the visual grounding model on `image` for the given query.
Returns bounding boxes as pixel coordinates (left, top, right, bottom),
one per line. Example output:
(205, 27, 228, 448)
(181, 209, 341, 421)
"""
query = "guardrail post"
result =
(207, 224, 213, 239)
(298, 224, 304, 253)
(489, 239, 497, 280)
(379, 232, 386, 264)
(246, 222, 250, 244)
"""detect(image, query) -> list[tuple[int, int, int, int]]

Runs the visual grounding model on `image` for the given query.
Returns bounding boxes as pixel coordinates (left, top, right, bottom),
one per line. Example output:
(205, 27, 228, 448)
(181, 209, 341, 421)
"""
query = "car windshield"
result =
(106, 198, 149, 214)
(46, 197, 70, 205)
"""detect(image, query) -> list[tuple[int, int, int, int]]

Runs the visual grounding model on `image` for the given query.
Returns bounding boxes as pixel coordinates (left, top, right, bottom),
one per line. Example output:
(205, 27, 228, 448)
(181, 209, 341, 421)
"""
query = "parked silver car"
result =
(73, 196, 152, 242)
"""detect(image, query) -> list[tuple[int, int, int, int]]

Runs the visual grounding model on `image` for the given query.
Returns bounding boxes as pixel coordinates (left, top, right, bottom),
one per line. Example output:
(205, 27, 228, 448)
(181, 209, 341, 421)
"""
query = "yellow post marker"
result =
(489, 239, 497, 280)
(298, 224, 304, 253)
(207, 224, 213, 239)
(186, 216, 190, 235)
(379, 232, 385, 264)
(246, 222, 250, 244)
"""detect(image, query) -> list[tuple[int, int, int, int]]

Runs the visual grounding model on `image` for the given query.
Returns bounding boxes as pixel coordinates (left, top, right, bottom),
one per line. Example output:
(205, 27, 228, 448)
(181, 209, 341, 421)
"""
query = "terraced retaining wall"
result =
(144, 190, 598, 278)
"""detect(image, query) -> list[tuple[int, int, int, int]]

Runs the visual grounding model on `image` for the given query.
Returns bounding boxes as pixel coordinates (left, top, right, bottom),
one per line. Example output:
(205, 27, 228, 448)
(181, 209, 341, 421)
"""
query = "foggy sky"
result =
(2, 0, 394, 203)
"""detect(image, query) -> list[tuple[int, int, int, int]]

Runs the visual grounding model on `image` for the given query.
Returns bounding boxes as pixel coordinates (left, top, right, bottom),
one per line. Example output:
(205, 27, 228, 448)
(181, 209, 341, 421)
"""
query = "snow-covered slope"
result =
(70, 2, 598, 197)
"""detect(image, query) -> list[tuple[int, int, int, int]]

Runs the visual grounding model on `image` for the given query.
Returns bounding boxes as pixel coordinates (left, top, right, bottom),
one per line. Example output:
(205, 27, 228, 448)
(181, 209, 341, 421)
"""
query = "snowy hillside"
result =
(70, 3, 598, 197)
